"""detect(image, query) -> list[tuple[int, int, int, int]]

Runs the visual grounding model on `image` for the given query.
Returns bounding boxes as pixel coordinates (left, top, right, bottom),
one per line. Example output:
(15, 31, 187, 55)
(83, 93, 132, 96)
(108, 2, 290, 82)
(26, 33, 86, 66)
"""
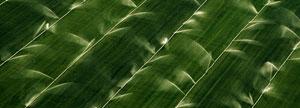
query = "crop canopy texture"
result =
(0, 0, 300, 108)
